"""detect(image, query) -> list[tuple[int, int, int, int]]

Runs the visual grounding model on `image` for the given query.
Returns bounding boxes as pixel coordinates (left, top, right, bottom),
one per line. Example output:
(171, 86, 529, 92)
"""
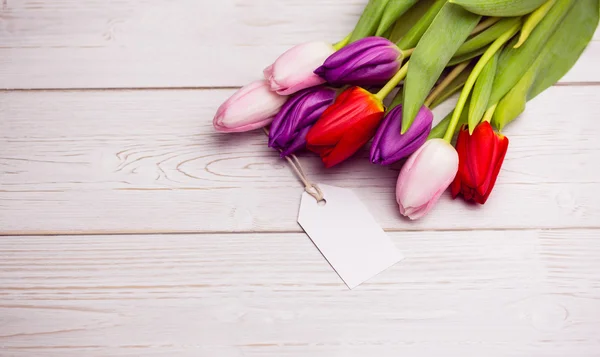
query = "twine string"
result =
(262, 128, 324, 202)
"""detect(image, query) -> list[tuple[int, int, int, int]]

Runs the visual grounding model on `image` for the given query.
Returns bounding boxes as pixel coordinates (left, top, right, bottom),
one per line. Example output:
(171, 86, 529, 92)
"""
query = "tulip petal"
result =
(280, 126, 312, 158)
(307, 87, 381, 146)
(480, 133, 509, 203)
(214, 80, 287, 133)
(218, 84, 286, 129)
(451, 126, 469, 198)
(324, 37, 394, 66)
(321, 111, 383, 168)
(370, 105, 433, 165)
(315, 37, 401, 86)
(451, 122, 509, 204)
(215, 117, 275, 133)
(469, 122, 496, 195)
(396, 139, 459, 219)
(326, 45, 399, 76)
(265, 42, 335, 95)
(306, 87, 384, 168)
(268, 87, 336, 156)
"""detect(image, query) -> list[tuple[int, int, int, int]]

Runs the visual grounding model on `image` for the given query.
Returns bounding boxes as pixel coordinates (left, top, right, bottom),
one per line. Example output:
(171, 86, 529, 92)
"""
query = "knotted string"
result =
(262, 128, 324, 202)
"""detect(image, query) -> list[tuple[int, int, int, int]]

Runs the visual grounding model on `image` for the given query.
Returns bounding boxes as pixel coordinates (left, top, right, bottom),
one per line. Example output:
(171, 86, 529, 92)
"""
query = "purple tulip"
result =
(269, 86, 337, 157)
(370, 105, 433, 165)
(314, 37, 402, 87)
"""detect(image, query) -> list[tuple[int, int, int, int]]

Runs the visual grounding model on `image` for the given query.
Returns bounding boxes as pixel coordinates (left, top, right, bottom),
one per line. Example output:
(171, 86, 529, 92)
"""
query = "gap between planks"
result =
(0, 86, 243, 92)
(2, 226, 599, 238)
(1, 81, 600, 93)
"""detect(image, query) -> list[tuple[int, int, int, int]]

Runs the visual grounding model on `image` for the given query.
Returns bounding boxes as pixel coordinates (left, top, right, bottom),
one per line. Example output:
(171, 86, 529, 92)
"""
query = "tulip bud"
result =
(213, 80, 288, 133)
(306, 86, 384, 168)
(264, 42, 336, 96)
(451, 122, 509, 204)
(370, 105, 433, 165)
(268, 87, 337, 157)
(314, 37, 402, 87)
(396, 139, 459, 220)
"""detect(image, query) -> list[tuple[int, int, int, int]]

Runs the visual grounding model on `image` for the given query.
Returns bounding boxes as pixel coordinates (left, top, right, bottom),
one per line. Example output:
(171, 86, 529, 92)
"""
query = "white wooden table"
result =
(1, 1, 599, 356)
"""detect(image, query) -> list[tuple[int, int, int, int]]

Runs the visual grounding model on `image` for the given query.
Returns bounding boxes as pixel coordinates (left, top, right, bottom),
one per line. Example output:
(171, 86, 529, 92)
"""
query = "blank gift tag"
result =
(298, 184, 404, 289)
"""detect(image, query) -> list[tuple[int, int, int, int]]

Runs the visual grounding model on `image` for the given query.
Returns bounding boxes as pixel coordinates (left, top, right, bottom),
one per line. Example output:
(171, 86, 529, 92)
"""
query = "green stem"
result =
(471, 17, 501, 36)
(424, 60, 471, 107)
(402, 48, 415, 57)
(442, 22, 521, 143)
(333, 33, 352, 50)
(482, 103, 497, 123)
(375, 61, 409, 101)
(514, 0, 557, 48)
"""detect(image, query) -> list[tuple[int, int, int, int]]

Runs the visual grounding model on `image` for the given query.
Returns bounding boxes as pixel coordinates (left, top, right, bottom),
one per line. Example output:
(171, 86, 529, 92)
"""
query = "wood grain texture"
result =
(0, 0, 598, 89)
(1, 86, 599, 234)
(1, 230, 599, 356)
(2, 1, 599, 356)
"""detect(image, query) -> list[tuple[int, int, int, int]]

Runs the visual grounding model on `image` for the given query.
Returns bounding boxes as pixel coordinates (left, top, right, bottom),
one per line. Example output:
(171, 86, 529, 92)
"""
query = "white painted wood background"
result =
(1, 1, 599, 356)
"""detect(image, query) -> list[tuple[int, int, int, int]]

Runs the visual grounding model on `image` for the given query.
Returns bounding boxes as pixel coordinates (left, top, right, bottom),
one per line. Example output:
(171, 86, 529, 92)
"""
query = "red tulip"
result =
(306, 86, 384, 168)
(451, 121, 509, 204)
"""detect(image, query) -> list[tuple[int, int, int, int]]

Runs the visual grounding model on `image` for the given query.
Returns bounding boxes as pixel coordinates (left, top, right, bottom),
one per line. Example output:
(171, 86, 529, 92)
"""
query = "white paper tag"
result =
(297, 184, 404, 289)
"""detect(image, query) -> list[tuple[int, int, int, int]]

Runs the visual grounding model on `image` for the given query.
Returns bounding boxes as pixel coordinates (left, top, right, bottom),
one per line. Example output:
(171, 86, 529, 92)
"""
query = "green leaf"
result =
(448, 47, 487, 66)
(468, 51, 499, 132)
(430, 64, 474, 109)
(492, 0, 599, 129)
(428, 96, 471, 140)
(449, 0, 548, 16)
(489, 0, 576, 105)
(528, 0, 599, 98)
(492, 63, 536, 131)
(381, 27, 393, 39)
(402, 2, 481, 133)
(514, 0, 557, 48)
(388, 0, 439, 43)
(376, 0, 420, 36)
(396, 0, 447, 50)
(442, 20, 520, 142)
(349, 0, 392, 43)
(454, 17, 522, 57)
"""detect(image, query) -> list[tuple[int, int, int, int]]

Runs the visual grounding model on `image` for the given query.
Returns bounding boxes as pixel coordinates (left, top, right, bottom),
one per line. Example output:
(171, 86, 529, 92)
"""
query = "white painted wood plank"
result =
(1, 230, 599, 356)
(1, 86, 599, 233)
(0, 0, 598, 89)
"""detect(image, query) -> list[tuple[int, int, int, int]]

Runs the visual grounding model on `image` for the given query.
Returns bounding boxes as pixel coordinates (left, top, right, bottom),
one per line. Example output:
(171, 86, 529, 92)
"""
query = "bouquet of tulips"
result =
(214, 0, 599, 220)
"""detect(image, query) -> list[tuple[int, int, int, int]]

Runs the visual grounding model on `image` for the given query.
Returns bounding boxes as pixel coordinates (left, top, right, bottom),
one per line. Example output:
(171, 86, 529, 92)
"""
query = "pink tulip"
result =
(396, 139, 459, 220)
(213, 80, 288, 133)
(264, 41, 336, 95)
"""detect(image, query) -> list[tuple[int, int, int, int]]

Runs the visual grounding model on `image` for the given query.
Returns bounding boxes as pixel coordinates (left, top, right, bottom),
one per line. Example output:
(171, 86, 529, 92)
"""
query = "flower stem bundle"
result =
(213, 0, 599, 220)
